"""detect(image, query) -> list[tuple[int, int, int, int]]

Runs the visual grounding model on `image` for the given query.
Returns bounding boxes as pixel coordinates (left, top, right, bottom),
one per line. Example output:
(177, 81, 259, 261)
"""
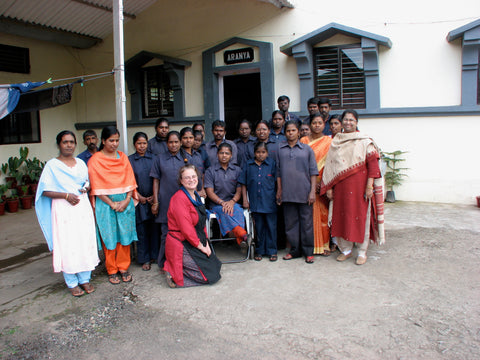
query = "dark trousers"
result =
(252, 212, 277, 256)
(283, 202, 314, 257)
(157, 222, 168, 269)
(276, 205, 287, 250)
(136, 219, 159, 264)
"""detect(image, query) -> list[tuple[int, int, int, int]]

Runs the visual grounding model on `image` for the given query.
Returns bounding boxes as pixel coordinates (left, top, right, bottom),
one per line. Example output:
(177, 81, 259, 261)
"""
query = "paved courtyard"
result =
(1, 201, 479, 359)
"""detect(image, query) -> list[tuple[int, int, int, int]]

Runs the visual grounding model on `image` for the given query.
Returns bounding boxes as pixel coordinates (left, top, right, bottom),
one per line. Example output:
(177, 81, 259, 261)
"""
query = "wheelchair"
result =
(206, 207, 255, 264)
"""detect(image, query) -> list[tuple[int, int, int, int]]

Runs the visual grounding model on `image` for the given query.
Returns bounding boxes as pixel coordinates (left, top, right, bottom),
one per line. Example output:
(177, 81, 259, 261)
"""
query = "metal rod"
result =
(113, 0, 128, 153)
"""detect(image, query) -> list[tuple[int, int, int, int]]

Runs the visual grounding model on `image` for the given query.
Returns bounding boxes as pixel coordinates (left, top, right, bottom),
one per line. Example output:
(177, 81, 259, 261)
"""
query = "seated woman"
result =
(164, 165, 222, 288)
(204, 143, 248, 247)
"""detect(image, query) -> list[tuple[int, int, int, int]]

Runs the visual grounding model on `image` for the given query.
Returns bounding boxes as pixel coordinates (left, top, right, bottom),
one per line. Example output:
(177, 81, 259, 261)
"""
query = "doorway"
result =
(222, 73, 261, 140)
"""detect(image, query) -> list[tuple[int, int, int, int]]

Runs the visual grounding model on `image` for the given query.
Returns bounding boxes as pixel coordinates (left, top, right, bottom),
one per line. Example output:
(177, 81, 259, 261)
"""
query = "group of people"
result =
(34, 95, 385, 296)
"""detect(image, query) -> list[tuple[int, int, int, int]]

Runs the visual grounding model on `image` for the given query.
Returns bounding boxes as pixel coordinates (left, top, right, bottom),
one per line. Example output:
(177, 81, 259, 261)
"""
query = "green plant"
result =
(6, 188, 18, 200)
(382, 150, 409, 192)
(0, 183, 8, 202)
(25, 157, 45, 183)
(20, 185, 29, 197)
(1, 163, 8, 175)
(7, 156, 25, 185)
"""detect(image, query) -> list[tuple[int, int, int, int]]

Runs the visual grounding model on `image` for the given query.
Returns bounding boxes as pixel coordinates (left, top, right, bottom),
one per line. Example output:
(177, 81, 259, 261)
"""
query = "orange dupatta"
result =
(88, 151, 137, 196)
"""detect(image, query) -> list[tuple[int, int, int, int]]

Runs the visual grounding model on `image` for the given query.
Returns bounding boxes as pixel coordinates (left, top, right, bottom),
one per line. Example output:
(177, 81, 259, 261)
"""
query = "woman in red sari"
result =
(164, 165, 222, 288)
(300, 113, 332, 255)
(321, 110, 385, 265)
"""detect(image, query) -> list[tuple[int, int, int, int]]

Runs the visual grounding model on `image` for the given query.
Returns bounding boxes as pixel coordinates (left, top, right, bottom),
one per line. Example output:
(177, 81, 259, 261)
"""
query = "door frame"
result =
(202, 37, 274, 141)
(218, 68, 260, 122)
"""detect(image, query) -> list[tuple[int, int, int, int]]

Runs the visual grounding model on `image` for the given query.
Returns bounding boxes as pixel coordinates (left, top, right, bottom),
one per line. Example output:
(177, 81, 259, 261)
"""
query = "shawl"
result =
(88, 150, 137, 196)
(35, 158, 89, 251)
(300, 135, 332, 177)
(321, 132, 380, 191)
(322, 132, 385, 245)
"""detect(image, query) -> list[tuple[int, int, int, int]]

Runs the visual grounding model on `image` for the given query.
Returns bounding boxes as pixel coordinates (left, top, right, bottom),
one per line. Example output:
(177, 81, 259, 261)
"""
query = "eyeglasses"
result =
(182, 175, 198, 180)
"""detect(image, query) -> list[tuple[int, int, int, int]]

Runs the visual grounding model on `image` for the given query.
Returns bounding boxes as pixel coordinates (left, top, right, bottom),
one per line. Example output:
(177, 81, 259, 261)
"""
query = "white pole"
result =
(113, 0, 128, 153)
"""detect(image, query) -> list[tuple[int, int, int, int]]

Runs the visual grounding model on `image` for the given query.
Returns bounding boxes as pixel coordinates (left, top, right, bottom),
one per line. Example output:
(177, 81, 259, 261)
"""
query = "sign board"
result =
(224, 47, 254, 65)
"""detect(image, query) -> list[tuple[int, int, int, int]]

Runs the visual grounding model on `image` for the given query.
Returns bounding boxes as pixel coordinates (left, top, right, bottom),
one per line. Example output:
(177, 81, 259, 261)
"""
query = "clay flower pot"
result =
(477, 196, 480, 208)
(0, 201, 5, 215)
(21, 195, 33, 210)
(6, 198, 19, 213)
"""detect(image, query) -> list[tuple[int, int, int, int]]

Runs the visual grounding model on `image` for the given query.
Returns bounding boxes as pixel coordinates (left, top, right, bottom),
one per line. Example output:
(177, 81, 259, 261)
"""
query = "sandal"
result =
(165, 272, 177, 288)
(119, 271, 132, 282)
(142, 263, 151, 271)
(80, 283, 95, 294)
(69, 286, 85, 297)
(305, 256, 314, 264)
(108, 273, 121, 285)
(282, 253, 294, 260)
(269, 254, 278, 262)
(319, 250, 331, 257)
(254, 254, 263, 261)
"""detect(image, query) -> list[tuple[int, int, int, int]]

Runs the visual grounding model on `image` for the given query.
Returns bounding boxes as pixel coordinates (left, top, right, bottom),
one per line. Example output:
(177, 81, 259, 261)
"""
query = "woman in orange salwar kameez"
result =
(300, 113, 332, 255)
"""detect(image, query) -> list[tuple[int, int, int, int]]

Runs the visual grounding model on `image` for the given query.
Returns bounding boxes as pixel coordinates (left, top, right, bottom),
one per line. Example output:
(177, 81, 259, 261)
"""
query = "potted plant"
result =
(24, 157, 45, 196)
(6, 188, 20, 213)
(0, 183, 8, 215)
(20, 184, 33, 209)
(382, 150, 408, 203)
(4, 155, 25, 189)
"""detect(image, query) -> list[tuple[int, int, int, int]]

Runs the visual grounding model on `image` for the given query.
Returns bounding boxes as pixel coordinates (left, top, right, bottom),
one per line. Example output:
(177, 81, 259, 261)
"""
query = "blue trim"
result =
(74, 105, 480, 130)
(447, 18, 480, 42)
(447, 19, 480, 107)
(282, 23, 390, 113)
(202, 37, 275, 141)
(125, 51, 191, 123)
(280, 22, 392, 56)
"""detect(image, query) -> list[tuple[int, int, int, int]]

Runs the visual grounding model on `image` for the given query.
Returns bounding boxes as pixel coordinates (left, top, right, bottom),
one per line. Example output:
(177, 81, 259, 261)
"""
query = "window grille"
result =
(0, 44, 30, 74)
(0, 112, 40, 145)
(314, 46, 365, 109)
(143, 67, 174, 118)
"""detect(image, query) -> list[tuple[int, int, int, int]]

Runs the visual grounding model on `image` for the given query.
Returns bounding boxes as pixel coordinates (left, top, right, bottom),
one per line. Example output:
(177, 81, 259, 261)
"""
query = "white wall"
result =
(360, 116, 480, 204)
(1, 0, 479, 204)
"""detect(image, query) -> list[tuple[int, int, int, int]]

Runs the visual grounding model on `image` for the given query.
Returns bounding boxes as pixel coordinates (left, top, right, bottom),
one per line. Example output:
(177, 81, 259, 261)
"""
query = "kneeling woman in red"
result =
(164, 165, 222, 288)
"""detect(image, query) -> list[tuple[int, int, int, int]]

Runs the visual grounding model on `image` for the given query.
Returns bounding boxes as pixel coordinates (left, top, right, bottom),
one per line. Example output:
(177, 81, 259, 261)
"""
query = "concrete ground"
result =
(0, 201, 479, 359)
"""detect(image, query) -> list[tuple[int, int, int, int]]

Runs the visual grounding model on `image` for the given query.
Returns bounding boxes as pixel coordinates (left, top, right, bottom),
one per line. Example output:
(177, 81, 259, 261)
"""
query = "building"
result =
(1, 0, 479, 204)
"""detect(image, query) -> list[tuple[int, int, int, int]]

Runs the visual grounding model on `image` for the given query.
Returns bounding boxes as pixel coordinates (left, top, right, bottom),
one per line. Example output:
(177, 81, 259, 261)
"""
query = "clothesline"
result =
(49, 70, 114, 83)
(0, 70, 114, 88)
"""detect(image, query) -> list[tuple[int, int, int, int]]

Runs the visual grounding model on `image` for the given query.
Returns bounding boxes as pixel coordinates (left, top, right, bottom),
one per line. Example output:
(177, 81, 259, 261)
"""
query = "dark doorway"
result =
(223, 73, 261, 140)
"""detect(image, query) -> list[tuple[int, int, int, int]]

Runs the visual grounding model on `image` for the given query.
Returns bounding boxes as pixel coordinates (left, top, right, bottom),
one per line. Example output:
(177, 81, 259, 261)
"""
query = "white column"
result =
(113, 0, 128, 153)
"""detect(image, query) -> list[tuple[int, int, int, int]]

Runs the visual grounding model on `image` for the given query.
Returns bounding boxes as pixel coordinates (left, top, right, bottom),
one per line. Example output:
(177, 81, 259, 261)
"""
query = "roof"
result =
(0, 0, 294, 49)
(447, 18, 480, 42)
(280, 22, 392, 56)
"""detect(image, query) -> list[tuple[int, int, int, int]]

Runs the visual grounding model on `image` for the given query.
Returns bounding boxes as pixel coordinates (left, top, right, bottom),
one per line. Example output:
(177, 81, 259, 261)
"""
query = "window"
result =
(280, 23, 391, 112)
(314, 46, 365, 109)
(447, 19, 480, 107)
(143, 66, 174, 118)
(0, 112, 40, 145)
(0, 44, 30, 74)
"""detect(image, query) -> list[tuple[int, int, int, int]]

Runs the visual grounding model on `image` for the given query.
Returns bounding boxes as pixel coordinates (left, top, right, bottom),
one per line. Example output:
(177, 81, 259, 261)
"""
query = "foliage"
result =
(25, 157, 46, 183)
(1, 147, 46, 186)
(382, 150, 409, 192)
(6, 187, 18, 200)
(0, 183, 8, 202)
(20, 185, 30, 197)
